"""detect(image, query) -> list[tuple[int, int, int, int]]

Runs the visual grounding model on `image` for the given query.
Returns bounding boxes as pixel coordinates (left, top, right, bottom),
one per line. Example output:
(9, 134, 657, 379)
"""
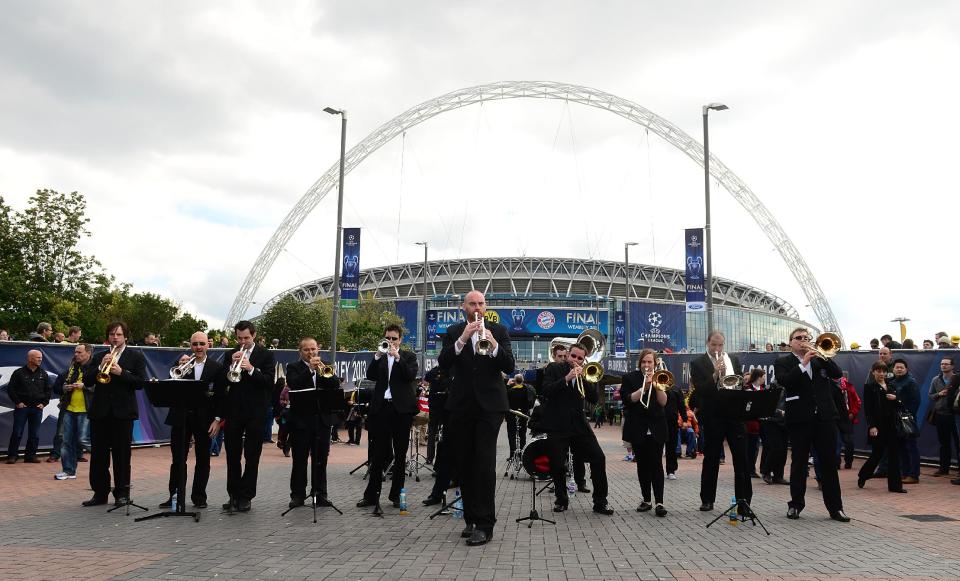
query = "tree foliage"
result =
(258, 293, 403, 351)
(0, 189, 206, 344)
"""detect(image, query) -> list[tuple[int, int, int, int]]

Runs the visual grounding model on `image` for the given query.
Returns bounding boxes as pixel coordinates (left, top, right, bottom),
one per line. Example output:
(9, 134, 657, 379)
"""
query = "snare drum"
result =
(521, 435, 552, 480)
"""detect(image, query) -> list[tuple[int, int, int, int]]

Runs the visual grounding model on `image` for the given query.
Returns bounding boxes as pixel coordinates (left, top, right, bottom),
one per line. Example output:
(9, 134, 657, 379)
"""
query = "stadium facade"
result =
(262, 257, 818, 360)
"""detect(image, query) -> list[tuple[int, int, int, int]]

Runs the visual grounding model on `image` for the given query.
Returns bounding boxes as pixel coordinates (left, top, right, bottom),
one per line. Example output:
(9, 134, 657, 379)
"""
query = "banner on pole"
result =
(340, 227, 361, 309)
(684, 228, 706, 312)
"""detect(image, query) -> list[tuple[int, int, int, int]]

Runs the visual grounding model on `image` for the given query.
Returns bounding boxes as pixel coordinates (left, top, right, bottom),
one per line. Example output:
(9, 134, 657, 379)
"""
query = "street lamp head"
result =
(415, 241, 427, 247)
(323, 106, 342, 115)
(625, 241, 638, 247)
(703, 103, 729, 114)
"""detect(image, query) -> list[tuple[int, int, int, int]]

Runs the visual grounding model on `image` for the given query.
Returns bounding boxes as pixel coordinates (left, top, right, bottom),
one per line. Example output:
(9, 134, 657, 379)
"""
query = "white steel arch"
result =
(225, 81, 841, 336)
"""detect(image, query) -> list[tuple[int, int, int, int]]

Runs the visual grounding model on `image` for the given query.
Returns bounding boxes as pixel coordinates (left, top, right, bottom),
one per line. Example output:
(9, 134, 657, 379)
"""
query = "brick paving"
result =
(1, 425, 959, 580)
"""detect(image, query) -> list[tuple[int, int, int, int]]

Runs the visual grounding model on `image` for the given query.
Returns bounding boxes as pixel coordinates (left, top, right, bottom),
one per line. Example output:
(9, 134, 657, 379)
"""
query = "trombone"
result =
(475, 312, 492, 356)
(97, 345, 120, 384)
(638, 361, 674, 409)
(811, 332, 842, 359)
(226, 346, 251, 383)
(169, 355, 197, 380)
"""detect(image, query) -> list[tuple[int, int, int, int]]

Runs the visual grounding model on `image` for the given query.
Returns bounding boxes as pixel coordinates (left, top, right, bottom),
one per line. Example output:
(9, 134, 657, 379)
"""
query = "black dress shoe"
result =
(772, 477, 789, 485)
(237, 499, 251, 512)
(636, 501, 652, 512)
(857, 475, 867, 488)
(289, 497, 305, 508)
(222, 498, 238, 510)
(829, 510, 850, 522)
(762, 474, 773, 485)
(465, 529, 489, 546)
(158, 498, 173, 509)
(552, 502, 568, 513)
(422, 496, 443, 506)
(890, 489, 907, 493)
(951, 478, 960, 485)
(460, 523, 476, 538)
(192, 500, 208, 509)
(592, 505, 614, 515)
(577, 485, 591, 493)
(356, 498, 376, 508)
(82, 496, 108, 507)
(787, 507, 800, 519)
(654, 504, 668, 517)
(699, 502, 714, 512)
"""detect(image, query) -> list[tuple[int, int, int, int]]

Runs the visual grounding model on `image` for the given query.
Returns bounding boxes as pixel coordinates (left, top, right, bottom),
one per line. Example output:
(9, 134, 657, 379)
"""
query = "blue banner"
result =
(684, 227, 705, 312)
(394, 300, 419, 347)
(426, 308, 608, 338)
(0, 342, 374, 453)
(614, 310, 626, 358)
(340, 227, 361, 309)
(629, 302, 687, 352)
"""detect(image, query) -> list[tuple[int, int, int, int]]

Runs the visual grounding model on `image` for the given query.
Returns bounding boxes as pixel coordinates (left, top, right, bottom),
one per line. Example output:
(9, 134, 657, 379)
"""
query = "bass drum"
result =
(521, 435, 552, 480)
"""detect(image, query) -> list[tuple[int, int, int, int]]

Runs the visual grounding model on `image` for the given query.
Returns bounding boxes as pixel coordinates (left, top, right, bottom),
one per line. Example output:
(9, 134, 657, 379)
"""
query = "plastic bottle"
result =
(727, 495, 738, 526)
(566, 474, 576, 494)
(440, 490, 450, 515)
(399, 487, 408, 515)
(171, 489, 177, 512)
(453, 488, 463, 519)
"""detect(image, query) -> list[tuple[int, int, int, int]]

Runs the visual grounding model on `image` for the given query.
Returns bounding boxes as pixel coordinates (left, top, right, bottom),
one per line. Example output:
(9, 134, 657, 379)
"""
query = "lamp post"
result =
(703, 102, 728, 338)
(415, 241, 428, 371)
(624, 242, 637, 355)
(324, 106, 347, 366)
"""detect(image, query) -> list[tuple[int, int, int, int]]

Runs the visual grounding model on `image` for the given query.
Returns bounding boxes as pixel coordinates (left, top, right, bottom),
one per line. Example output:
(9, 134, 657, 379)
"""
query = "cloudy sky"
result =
(2, 1, 957, 346)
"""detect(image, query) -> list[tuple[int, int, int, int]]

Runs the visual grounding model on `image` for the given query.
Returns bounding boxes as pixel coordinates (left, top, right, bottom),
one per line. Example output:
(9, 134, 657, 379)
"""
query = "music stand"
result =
(135, 379, 207, 523)
(281, 385, 346, 523)
(703, 387, 782, 535)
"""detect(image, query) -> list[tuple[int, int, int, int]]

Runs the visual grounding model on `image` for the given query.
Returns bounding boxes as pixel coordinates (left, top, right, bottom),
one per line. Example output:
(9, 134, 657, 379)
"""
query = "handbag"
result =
(924, 406, 937, 426)
(895, 409, 919, 438)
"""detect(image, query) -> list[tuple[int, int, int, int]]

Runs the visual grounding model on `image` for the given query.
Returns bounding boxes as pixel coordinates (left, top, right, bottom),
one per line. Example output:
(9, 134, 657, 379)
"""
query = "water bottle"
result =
(399, 488, 408, 515)
(727, 495, 738, 526)
(453, 488, 463, 519)
(566, 475, 576, 494)
(171, 489, 178, 512)
(440, 490, 450, 515)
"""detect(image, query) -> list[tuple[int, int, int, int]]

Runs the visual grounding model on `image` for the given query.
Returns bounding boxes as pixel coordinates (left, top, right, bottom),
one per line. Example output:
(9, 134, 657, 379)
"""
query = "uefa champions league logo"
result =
(647, 311, 662, 330)
(688, 235, 701, 249)
(686, 256, 702, 280)
(511, 309, 525, 331)
(343, 255, 358, 276)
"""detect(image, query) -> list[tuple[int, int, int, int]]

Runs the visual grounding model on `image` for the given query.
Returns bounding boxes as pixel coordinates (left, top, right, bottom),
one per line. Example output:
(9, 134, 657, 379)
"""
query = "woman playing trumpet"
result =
(620, 349, 669, 516)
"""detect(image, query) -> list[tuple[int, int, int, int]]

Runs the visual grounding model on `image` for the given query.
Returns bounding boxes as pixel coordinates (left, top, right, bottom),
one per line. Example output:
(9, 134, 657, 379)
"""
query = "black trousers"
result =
(547, 431, 608, 508)
(429, 419, 454, 499)
(167, 414, 212, 503)
(839, 430, 855, 468)
(345, 418, 363, 445)
(290, 417, 331, 500)
(363, 403, 413, 502)
(858, 425, 902, 491)
(699, 418, 752, 505)
(631, 435, 665, 504)
(934, 413, 960, 472)
(760, 421, 788, 480)
(665, 422, 679, 475)
(426, 413, 442, 462)
(505, 413, 529, 455)
(224, 413, 265, 501)
(787, 420, 843, 513)
(89, 417, 133, 499)
(450, 408, 503, 533)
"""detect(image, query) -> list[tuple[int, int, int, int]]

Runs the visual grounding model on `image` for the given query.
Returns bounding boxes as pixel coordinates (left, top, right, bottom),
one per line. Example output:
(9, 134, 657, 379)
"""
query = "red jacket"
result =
(839, 377, 862, 424)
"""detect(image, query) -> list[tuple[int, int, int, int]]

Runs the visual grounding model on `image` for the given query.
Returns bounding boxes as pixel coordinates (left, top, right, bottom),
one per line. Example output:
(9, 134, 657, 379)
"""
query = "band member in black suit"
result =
(620, 349, 669, 516)
(775, 327, 850, 522)
(438, 290, 514, 546)
(689, 331, 751, 513)
(505, 373, 536, 459)
(538, 342, 614, 516)
(358, 324, 419, 508)
(161, 332, 223, 509)
(285, 336, 340, 508)
(81, 321, 147, 507)
(219, 320, 275, 512)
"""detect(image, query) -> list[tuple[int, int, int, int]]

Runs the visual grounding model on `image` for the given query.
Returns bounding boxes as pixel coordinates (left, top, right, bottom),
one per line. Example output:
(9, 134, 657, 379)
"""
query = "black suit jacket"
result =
(536, 361, 597, 436)
(620, 370, 667, 444)
(773, 353, 842, 424)
(285, 359, 341, 428)
(689, 352, 742, 423)
(365, 348, 419, 415)
(438, 320, 514, 413)
(217, 345, 275, 420)
(84, 347, 148, 420)
(164, 358, 223, 426)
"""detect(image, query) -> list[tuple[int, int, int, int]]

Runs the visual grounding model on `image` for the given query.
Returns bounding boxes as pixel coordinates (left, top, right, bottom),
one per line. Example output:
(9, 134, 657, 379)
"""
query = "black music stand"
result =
(135, 379, 206, 523)
(703, 387, 782, 535)
(281, 385, 346, 523)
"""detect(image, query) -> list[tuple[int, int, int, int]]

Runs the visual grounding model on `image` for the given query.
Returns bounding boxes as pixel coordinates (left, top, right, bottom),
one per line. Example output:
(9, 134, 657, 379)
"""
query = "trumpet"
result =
(97, 345, 120, 384)
(315, 360, 335, 379)
(712, 350, 742, 389)
(475, 312, 492, 356)
(811, 332, 842, 359)
(226, 346, 251, 383)
(378, 339, 390, 354)
(170, 355, 197, 380)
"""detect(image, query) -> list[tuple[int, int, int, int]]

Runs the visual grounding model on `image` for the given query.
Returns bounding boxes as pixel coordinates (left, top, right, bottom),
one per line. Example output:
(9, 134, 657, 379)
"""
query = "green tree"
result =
(257, 295, 328, 349)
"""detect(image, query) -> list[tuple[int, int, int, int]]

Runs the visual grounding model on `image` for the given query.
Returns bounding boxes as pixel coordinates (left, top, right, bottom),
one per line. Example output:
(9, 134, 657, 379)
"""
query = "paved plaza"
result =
(1, 426, 959, 581)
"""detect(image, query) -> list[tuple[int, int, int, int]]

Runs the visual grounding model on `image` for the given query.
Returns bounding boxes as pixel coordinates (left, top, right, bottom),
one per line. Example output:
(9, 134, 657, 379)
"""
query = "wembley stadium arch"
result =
(226, 81, 840, 339)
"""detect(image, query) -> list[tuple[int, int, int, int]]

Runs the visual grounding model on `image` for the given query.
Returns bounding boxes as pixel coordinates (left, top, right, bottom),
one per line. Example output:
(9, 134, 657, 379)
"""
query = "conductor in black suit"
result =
(689, 330, 751, 512)
(285, 336, 340, 508)
(161, 332, 223, 509)
(219, 320, 275, 512)
(357, 324, 419, 508)
(81, 321, 148, 507)
(774, 327, 850, 522)
(438, 290, 514, 547)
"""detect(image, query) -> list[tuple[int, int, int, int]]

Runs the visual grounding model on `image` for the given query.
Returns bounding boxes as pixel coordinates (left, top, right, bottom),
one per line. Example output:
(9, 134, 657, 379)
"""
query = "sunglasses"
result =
(191, 342, 207, 346)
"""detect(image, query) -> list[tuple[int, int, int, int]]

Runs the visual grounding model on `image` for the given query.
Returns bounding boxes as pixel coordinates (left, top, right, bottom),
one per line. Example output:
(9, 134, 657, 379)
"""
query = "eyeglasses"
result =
(384, 336, 400, 341)
(792, 336, 811, 342)
(191, 342, 207, 346)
